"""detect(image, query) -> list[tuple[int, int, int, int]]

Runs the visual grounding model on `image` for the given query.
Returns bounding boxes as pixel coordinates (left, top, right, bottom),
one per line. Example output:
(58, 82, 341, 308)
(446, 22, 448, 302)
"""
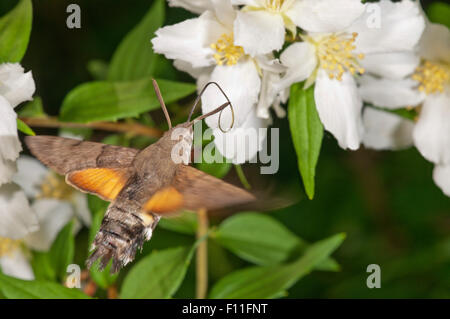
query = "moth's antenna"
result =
(190, 101, 231, 123)
(187, 82, 235, 132)
(152, 79, 172, 129)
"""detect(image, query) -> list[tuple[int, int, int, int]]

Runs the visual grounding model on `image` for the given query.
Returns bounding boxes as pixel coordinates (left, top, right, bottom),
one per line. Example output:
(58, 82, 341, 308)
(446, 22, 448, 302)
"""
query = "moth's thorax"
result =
(125, 123, 193, 203)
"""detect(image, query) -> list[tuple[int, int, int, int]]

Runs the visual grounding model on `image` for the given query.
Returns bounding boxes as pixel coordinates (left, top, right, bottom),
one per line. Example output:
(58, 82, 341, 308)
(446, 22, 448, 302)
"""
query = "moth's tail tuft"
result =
(86, 245, 114, 271)
(86, 204, 159, 274)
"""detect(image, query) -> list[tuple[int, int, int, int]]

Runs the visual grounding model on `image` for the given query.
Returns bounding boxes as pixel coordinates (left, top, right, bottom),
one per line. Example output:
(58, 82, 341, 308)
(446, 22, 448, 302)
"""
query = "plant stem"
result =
(20, 116, 163, 138)
(234, 164, 251, 190)
(196, 208, 209, 299)
(107, 285, 118, 299)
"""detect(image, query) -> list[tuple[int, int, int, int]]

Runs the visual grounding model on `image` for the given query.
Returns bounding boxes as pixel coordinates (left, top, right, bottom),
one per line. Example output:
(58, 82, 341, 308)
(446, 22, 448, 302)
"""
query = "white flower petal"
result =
(234, 10, 285, 56)
(24, 199, 73, 251)
(362, 107, 414, 150)
(413, 92, 450, 164)
(314, 69, 363, 150)
(202, 59, 261, 129)
(358, 75, 425, 109)
(173, 59, 212, 80)
(419, 22, 450, 63)
(0, 248, 34, 280)
(152, 11, 228, 68)
(231, 0, 258, 5)
(291, 0, 365, 33)
(196, 73, 212, 95)
(0, 160, 15, 186)
(13, 156, 48, 198)
(351, 0, 425, 54)
(73, 192, 91, 227)
(168, 0, 212, 14)
(0, 96, 22, 185)
(213, 111, 270, 163)
(276, 42, 317, 91)
(254, 54, 285, 74)
(362, 51, 420, 80)
(257, 70, 281, 119)
(433, 164, 450, 197)
(0, 63, 35, 108)
(0, 183, 38, 239)
(211, 0, 236, 27)
(273, 87, 289, 118)
(254, 56, 286, 119)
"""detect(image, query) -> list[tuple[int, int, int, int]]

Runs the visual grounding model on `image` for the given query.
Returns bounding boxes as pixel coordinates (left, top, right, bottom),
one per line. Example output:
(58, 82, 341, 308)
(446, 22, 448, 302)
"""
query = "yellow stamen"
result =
(412, 60, 449, 95)
(266, 0, 285, 11)
(0, 237, 21, 257)
(309, 32, 365, 81)
(211, 33, 245, 66)
(38, 173, 74, 200)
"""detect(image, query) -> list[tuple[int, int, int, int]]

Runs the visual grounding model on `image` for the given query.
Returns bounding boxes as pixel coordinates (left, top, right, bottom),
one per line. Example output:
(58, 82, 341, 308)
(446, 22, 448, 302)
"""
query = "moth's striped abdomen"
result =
(86, 203, 159, 273)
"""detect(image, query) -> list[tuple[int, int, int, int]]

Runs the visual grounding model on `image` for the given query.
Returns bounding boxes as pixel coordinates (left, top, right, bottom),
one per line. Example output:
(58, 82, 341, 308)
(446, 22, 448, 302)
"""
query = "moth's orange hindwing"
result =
(143, 186, 184, 215)
(66, 168, 129, 201)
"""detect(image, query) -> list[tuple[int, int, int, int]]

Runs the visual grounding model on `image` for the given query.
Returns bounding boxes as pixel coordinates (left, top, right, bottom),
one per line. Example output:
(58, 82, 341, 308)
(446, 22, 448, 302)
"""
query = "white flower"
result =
(168, 0, 213, 14)
(14, 155, 92, 242)
(0, 196, 74, 280)
(433, 164, 450, 197)
(277, 0, 425, 150)
(0, 183, 37, 280)
(232, 0, 366, 56)
(411, 23, 450, 165)
(0, 237, 34, 280)
(360, 20, 450, 196)
(0, 197, 74, 280)
(0, 63, 35, 185)
(153, 0, 285, 163)
(0, 63, 40, 280)
(0, 154, 92, 279)
(0, 183, 38, 240)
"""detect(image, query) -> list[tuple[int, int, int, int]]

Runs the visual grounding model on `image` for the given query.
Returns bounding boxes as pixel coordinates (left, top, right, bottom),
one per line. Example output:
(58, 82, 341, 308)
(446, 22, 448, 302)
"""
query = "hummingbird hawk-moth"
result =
(25, 80, 255, 273)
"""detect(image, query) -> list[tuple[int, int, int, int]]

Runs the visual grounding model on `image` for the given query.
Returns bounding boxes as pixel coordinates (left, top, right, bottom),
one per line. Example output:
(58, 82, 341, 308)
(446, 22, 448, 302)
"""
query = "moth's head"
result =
(168, 122, 193, 165)
(171, 122, 194, 144)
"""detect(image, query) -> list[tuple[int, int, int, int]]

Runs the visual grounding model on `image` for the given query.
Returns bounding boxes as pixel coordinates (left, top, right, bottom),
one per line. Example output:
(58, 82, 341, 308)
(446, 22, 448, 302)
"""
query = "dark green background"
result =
(1, 0, 449, 298)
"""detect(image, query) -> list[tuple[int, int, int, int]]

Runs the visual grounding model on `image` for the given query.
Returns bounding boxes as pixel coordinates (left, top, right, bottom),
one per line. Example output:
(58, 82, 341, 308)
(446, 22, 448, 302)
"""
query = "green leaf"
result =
(60, 78, 196, 123)
(87, 195, 118, 289)
(288, 83, 323, 200)
(108, 0, 164, 81)
(0, 273, 91, 299)
(18, 97, 46, 118)
(120, 246, 195, 299)
(30, 222, 75, 282)
(427, 2, 450, 28)
(214, 212, 305, 265)
(159, 211, 198, 235)
(17, 118, 35, 136)
(209, 233, 345, 299)
(0, 0, 32, 63)
(31, 251, 56, 282)
(48, 221, 75, 281)
(213, 212, 339, 271)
